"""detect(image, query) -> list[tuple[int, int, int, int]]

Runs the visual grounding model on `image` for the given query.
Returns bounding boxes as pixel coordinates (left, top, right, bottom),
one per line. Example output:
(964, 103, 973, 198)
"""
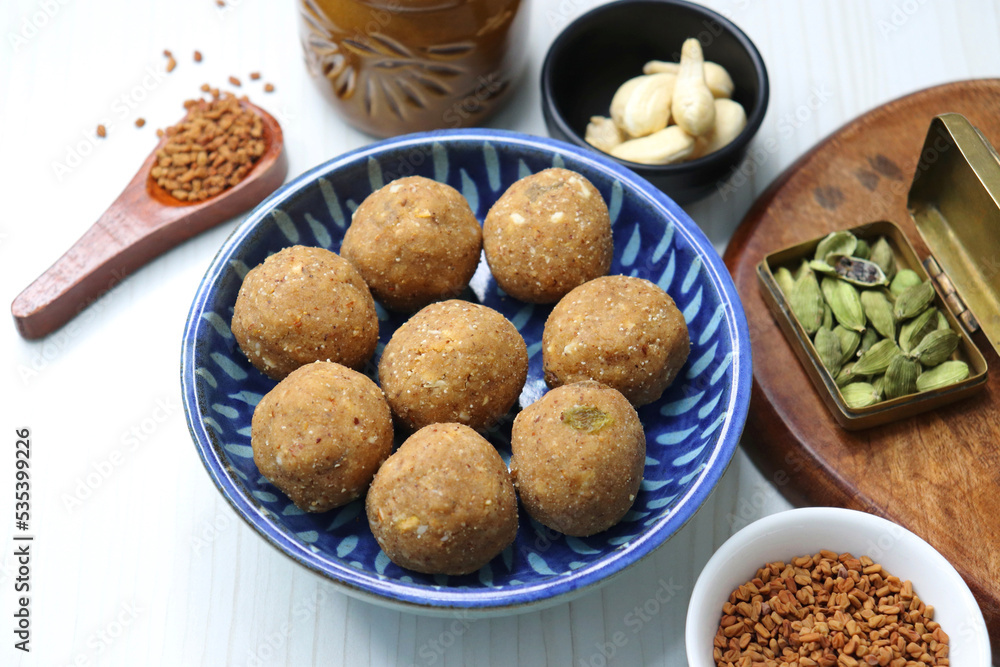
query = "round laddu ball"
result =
(251, 361, 393, 513)
(542, 275, 690, 407)
(340, 176, 483, 312)
(510, 381, 645, 536)
(483, 168, 613, 303)
(378, 300, 528, 431)
(366, 423, 518, 575)
(231, 245, 379, 380)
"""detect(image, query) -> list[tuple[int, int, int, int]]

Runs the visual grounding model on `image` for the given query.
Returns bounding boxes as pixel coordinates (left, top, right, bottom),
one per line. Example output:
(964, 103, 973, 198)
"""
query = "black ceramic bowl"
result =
(541, 0, 769, 204)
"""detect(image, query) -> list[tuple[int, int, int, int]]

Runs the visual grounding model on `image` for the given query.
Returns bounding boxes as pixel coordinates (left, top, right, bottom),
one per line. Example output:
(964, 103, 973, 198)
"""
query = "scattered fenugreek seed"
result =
(135, 118, 146, 128)
(194, 50, 203, 63)
(96, 124, 107, 138)
(166, 56, 177, 73)
(264, 83, 275, 93)
(229, 75, 242, 87)
(250, 72, 261, 80)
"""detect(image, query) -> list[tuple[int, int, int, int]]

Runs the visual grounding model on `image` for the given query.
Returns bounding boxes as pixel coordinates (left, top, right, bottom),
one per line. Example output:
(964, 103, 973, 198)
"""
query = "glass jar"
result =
(300, 0, 528, 137)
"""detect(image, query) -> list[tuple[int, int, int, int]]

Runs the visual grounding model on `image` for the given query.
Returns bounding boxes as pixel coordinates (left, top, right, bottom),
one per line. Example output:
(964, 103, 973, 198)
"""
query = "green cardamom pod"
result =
(916, 360, 970, 392)
(936, 311, 950, 331)
(814, 326, 843, 376)
(889, 269, 922, 297)
(870, 237, 897, 281)
(898, 307, 938, 354)
(836, 361, 866, 388)
(853, 239, 871, 260)
(815, 231, 858, 262)
(859, 327, 879, 355)
(872, 374, 886, 399)
(852, 339, 901, 375)
(884, 355, 921, 400)
(860, 290, 896, 341)
(841, 382, 879, 409)
(809, 259, 837, 276)
(795, 260, 812, 281)
(821, 277, 866, 332)
(823, 304, 834, 330)
(790, 271, 825, 335)
(893, 280, 935, 320)
(909, 329, 960, 367)
(833, 325, 861, 364)
(774, 266, 795, 296)
(827, 254, 889, 287)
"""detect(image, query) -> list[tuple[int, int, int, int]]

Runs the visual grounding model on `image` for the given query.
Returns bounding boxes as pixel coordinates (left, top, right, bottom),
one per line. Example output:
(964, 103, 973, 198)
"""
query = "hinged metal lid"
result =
(908, 113, 1000, 358)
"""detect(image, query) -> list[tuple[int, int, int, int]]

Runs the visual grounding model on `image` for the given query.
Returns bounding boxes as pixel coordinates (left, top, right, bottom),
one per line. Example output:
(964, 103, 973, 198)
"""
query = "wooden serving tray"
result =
(724, 79, 1000, 655)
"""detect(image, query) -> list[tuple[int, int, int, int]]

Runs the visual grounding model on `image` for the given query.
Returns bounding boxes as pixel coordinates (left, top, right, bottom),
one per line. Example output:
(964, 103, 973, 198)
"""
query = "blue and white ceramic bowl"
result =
(181, 129, 752, 614)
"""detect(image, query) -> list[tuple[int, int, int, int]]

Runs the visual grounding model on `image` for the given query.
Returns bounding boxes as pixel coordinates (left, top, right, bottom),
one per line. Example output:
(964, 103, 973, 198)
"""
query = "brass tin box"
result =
(757, 113, 999, 429)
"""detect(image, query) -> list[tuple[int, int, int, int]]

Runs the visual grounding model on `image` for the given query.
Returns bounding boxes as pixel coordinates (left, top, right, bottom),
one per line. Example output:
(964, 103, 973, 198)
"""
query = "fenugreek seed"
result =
(915, 361, 969, 392)
(167, 56, 177, 73)
(852, 339, 900, 376)
(194, 50, 203, 63)
(229, 75, 242, 87)
(860, 290, 896, 341)
(869, 237, 896, 281)
(908, 330, 959, 367)
(894, 280, 935, 320)
(250, 71, 261, 80)
(135, 118, 146, 128)
(816, 231, 858, 262)
(884, 356, 921, 400)
(822, 277, 866, 332)
(96, 124, 107, 138)
(264, 83, 275, 93)
(899, 307, 939, 354)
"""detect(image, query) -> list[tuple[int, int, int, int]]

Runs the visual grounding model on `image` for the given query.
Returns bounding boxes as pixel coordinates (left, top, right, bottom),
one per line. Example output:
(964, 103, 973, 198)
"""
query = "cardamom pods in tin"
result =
(841, 382, 879, 409)
(936, 311, 950, 331)
(827, 254, 889, 287)
(833, 325, 861, 364)
(915, 360, 970, 392)
(870, 236, 896, 281)
(898, 307, 938, 354)
(814, 326, 843, 376)
(909, 329, 959, 367)
(889, 268, 922, 297)
(853, 238, 871, 260)
(823, 304, 834, 330)
(809, 259, 837, 276)
(790, 271, 825, 335)
(884, 355, 921, 400)
(774, 266, 795, 296)
(893, 280, 935, 320)
(860, 290, 896, 341)
(815, 231, 858, 262)
(821, 277, 866, 332)
(871, 374, 886, 399)
(852, 338, 901, 375)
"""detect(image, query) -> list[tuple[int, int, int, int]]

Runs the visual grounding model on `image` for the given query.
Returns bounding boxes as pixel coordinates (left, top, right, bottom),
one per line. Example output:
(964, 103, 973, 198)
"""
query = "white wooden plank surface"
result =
(1, 1, 998, 664)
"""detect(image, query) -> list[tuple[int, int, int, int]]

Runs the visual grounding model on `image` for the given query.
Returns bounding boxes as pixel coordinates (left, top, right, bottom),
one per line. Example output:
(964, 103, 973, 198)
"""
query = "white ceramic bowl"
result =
(686, 507, 990, 665)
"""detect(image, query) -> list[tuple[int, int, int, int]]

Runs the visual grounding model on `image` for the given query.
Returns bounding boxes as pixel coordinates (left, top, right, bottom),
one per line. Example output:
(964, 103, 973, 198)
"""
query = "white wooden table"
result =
(2, 1, 997, 664)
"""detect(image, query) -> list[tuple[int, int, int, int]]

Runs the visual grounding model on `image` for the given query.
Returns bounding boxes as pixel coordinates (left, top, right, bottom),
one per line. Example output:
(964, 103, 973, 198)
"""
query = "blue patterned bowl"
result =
(181, 129, 752, 614)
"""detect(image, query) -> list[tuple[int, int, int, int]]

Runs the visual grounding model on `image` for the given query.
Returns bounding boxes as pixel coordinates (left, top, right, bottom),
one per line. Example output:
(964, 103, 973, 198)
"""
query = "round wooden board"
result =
(724, 79, 1000, 655)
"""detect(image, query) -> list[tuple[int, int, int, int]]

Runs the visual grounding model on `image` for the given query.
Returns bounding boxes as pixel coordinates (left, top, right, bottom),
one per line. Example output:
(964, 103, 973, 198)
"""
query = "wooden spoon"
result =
(11, 101, 288, 339)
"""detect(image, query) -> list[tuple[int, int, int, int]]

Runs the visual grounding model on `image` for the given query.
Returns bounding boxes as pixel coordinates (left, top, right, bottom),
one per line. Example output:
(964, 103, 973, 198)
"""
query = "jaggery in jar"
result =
(300, 0, 528, 137)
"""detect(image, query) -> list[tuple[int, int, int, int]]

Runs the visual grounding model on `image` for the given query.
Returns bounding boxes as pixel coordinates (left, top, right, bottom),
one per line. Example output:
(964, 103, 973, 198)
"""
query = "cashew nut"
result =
(701, 99, 747, 156)
(585, 116, 625, 153)
(610, 75, 645, 132)
(610, 126, 695, 165)
(621, 73, 676, 138)
(643, 59, 735, 99)
(671, 39, 716, 137)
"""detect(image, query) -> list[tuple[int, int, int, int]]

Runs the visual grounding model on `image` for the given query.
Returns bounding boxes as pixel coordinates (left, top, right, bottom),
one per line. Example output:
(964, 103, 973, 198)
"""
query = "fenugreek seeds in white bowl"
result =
(686, 507, 990, 666)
